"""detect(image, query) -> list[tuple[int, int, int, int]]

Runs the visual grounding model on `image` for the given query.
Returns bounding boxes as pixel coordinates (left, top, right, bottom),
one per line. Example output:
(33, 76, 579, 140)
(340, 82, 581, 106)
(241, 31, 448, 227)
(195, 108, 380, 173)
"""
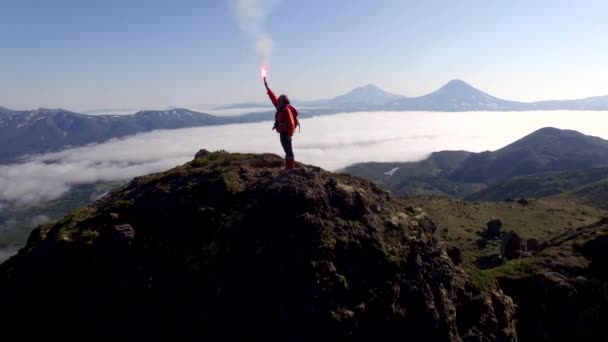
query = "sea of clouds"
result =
(1, 110, 608, 208)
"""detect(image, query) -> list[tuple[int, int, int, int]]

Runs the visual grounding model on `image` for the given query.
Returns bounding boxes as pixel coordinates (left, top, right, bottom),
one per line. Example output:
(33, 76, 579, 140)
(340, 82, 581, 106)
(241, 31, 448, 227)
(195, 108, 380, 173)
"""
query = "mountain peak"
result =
(0, 150, 516, 340)
(29, 108, 75, 116)
(331, 83, 404, 107)
(437, 79, 478, 92)
(394, 79, 518, 111)
(529, 126, 580, 135)
(449, 127, 608, 183)
(343, 83, 391, 95)
(446, 79, 469, 86)
(507, 127, 607, 150)
(356, 83, 383, 91)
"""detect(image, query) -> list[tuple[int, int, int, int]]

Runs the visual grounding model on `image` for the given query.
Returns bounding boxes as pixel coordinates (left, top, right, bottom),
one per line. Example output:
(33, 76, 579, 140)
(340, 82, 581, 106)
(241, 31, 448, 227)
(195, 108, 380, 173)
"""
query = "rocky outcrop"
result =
(476, 254, 505, 270)
(495, 218, 608, 341)
(194, 148, 211, 159)
(0, 151, 516, 341)
(525, 238, 540, 253)
(500, 231, 523, 260)
(484, 219, 503, 239)
(581, 230, 608, 278)
(446, 245, 464, 265)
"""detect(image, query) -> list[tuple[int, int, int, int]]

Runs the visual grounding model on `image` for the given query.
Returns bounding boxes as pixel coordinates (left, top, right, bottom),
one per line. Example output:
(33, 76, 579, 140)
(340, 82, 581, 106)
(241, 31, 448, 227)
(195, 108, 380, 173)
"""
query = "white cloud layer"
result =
(1, 110, 608, 207)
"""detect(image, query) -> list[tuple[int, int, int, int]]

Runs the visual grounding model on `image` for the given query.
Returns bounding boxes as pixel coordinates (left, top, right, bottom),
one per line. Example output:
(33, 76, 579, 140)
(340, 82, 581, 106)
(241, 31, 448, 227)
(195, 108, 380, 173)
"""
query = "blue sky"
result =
(1, 0, 607, 111)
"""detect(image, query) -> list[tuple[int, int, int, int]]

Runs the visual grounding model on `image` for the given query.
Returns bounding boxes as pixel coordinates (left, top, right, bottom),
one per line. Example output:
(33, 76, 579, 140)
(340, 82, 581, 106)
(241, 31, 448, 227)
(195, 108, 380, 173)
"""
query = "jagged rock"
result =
(484, 219, 503, 239)
(526, 238, 541, 253)
(114, 224, 134, 239)
(194, 148, 211, 159)
(476, 253, 505, 269)
(0, 151, 516, 341)
(517, 198, 530, 207)
(446, 246, 463, 265)
(501, 231, 523, 260)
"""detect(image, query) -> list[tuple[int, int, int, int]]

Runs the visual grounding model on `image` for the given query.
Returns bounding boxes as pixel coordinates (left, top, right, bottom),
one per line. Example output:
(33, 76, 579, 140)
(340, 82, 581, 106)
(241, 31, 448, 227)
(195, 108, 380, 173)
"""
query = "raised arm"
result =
(266, 88, 278, 108)
(264, 78, 278, 108)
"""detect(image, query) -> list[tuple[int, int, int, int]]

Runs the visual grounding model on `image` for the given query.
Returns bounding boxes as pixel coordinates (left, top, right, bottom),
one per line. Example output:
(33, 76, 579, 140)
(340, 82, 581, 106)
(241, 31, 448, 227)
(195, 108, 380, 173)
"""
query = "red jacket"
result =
(267, 88, 298, 136)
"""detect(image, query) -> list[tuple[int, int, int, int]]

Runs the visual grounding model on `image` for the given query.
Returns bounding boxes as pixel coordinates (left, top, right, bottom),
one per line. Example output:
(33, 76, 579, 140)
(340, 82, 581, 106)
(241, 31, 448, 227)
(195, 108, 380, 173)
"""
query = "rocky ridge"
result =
(0, 150, 516, 341)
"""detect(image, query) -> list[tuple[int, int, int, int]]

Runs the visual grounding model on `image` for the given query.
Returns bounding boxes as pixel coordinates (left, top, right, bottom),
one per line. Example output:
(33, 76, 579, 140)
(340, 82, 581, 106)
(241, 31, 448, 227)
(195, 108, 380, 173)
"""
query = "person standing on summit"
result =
(264, 77, 299, 170)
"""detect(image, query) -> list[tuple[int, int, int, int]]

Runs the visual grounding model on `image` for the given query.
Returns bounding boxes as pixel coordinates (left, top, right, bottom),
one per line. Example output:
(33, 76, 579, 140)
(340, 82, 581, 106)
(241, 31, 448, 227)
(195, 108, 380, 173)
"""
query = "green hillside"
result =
(449, 127, 608, 183)
(344, 150, 482, 197)
(345, 128, 608, 201)
(566, 178, 608, 209)
(468, 167, 608, 201)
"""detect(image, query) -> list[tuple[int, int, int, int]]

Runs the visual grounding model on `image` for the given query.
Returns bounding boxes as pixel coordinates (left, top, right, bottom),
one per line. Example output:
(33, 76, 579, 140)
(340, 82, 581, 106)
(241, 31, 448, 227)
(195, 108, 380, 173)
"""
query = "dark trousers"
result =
(280, 133, 294, 158)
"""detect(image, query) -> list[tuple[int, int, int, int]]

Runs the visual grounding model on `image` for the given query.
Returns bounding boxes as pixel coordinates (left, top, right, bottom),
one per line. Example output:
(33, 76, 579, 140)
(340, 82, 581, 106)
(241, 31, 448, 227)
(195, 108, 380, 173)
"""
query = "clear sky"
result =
(1, 0, 607, 111)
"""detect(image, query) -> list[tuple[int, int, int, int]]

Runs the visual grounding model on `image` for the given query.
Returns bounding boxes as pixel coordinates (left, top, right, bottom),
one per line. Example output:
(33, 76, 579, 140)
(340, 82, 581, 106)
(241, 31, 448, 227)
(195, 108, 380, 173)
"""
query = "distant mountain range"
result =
(0, 108, 230, 163)
(219, 79, 608, 111)
(2, 79, 608, 163)
(344, 127, 608, 201)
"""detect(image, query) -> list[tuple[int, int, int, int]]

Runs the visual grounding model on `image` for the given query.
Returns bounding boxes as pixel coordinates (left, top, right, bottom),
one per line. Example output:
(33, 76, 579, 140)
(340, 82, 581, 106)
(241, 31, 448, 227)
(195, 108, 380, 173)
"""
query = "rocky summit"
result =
(0, 151, 515, 341)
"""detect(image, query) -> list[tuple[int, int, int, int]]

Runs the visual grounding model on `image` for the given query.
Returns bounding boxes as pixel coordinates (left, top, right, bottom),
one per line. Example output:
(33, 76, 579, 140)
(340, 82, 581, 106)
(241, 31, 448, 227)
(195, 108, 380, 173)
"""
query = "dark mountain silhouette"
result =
(345, 127, 608, 200)
(449, 127, 608, 183)
(0, 151, 516, 341)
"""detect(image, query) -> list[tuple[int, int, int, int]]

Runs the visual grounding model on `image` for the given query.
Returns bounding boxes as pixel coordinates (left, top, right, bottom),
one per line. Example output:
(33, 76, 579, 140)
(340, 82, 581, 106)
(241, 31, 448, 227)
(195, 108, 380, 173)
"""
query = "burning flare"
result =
(261, 67, 267, 79)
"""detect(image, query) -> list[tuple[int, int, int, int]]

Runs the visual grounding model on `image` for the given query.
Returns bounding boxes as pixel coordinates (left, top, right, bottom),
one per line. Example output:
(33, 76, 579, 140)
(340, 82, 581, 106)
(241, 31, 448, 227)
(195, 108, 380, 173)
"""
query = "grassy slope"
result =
(565, 178, 608, 209)
(410, 195, 607, 259)
(468, 167, 608, 201)
(343, 151, 483, 197)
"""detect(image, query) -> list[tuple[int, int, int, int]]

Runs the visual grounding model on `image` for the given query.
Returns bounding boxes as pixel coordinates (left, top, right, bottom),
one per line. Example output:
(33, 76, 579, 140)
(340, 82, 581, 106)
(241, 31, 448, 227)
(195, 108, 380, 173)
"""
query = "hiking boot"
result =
(286, 157, 295, 170)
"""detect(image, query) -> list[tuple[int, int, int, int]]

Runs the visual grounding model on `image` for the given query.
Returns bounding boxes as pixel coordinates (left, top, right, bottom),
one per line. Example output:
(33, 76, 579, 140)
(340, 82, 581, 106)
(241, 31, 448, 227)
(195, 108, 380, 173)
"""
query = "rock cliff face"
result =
(0, 151, 516, 341)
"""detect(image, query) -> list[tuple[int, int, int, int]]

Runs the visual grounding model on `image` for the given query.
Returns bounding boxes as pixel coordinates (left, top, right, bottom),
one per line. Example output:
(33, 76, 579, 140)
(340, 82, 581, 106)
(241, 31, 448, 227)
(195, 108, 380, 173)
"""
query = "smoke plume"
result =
(233, 0, 276, 64)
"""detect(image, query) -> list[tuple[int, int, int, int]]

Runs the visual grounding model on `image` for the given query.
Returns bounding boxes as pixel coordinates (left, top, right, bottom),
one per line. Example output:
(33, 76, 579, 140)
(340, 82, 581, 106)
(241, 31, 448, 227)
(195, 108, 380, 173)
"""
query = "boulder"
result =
(501, 231, 524, 260)
(484, 219, 503, 239)
(476, 254, 505, 269)
(446, 246, 463, 265)
(526, 238, 541, 253)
